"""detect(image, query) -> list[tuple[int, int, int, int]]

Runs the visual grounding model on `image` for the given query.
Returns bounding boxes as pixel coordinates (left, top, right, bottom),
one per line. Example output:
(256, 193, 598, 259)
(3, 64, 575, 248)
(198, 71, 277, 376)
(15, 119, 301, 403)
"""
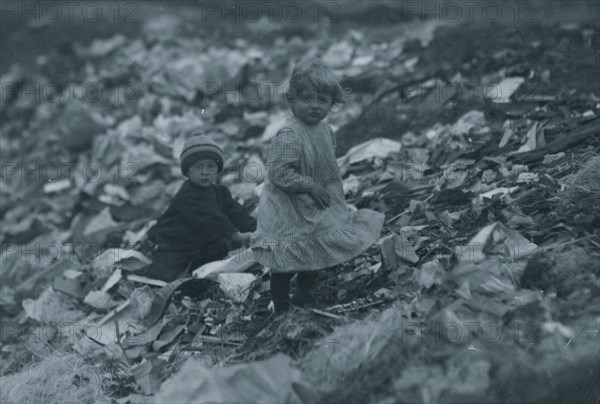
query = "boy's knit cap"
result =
(180, 135, 224, 175)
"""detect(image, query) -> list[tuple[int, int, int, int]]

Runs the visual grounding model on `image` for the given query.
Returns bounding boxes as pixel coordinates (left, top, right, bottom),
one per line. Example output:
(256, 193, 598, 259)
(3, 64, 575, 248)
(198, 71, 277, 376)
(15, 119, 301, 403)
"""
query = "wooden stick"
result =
(310, 308, 343, 320)
(98, 299, 131, 326)
(538, 235, 597, 252)
(126, 274, 168, 287)
(510, 118, 599, 164)
(326, 298, 386, 314)
(386, 209, 409, 224)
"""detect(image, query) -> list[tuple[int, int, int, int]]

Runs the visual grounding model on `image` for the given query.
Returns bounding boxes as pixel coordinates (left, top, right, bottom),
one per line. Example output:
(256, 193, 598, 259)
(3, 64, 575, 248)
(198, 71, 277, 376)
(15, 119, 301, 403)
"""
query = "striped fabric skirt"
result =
(251, 114, 385, 273)
(251, 198, 384, 273)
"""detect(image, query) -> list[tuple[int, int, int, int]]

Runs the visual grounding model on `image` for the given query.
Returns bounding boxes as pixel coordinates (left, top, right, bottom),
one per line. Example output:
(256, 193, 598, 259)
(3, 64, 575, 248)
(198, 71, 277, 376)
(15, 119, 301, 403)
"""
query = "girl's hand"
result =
(308, 183, 331, 209)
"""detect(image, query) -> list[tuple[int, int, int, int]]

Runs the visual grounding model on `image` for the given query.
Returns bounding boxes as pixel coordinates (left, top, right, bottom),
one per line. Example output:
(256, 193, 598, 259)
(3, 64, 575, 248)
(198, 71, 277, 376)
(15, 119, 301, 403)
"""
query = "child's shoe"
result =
(291, 288, 313, 308)
(273, 299, 290, 314)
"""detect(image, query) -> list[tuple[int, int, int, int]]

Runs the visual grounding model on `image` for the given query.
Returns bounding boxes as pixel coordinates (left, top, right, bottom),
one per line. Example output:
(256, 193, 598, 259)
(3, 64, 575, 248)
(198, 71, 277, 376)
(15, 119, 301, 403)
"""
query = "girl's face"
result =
(188, 159, 219, 187)
(290, 84, 333, 125)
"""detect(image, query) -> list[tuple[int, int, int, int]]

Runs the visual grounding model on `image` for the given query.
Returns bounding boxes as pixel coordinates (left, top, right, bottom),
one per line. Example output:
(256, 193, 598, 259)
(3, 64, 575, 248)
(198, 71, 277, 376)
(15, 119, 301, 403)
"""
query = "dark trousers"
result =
(136, 239, 230, 282)
(270, 271, 319, 312)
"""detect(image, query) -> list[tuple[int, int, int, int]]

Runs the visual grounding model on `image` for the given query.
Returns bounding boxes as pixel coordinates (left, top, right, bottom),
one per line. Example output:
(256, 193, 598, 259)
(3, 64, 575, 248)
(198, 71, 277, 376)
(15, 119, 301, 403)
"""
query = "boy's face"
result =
(290, 84, 333, 125)
(188, 159, 219, 187)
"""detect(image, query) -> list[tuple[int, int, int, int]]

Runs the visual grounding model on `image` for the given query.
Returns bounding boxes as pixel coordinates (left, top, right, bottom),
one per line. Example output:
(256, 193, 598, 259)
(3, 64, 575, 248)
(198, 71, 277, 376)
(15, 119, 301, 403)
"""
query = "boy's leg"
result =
(135, 248, 194, 282)
(270, 272, 293, 314)
(178, 238, 231, 277)
(189, 239, 230, 269)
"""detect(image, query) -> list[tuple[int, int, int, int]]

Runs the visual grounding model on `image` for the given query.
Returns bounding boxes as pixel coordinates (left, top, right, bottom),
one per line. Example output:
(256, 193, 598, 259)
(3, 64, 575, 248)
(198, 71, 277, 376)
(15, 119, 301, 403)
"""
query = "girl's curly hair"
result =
(284, 57, 346, 105)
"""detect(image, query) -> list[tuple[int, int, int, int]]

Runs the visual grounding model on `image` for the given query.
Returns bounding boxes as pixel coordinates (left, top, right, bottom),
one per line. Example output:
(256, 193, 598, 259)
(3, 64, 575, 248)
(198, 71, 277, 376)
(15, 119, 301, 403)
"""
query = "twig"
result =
(98, 299, 131, 326)
(114, 320, 120, 341)
(310, 308, 343, 320)
(326, 298, 386, 314)
(538, 235, 597, 252)
(373, 76, 435, 104)
(126, 274, 168, 287)
(386, 209, 409, 224)
(192, 335, 242, 346)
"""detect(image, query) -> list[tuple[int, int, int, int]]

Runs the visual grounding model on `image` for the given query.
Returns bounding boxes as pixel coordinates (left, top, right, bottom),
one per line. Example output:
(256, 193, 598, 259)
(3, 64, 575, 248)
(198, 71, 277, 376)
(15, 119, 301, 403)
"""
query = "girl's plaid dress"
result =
(251, 113, 384, 273)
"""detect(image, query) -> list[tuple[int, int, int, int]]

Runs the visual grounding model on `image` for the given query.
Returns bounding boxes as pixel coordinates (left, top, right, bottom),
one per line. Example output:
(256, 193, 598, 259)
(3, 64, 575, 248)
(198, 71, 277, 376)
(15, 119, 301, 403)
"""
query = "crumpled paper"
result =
(337, 138, 402, 175)
(84, 290, 119, 310)
(22, 288, 85, 323)
(217, 273, 256, 303)
(454, 221, 537, 265)
(153, 353, 311, 403)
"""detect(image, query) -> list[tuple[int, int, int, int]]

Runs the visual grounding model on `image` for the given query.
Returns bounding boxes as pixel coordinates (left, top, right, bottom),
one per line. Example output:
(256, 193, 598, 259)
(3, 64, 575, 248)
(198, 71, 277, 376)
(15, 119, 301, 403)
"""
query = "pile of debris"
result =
(1, 8, 599, 404)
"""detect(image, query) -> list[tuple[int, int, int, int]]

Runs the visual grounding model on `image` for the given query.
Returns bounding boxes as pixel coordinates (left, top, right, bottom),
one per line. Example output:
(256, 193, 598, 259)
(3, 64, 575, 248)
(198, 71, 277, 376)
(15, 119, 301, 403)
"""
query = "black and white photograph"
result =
(1, 1, 599, 403)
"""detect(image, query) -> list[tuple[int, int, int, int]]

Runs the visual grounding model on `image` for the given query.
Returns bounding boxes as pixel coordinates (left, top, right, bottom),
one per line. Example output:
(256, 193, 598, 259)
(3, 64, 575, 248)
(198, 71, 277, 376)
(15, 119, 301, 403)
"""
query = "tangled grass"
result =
(299, 303, 422, 399)
(0, 352, 110, 404)
(560, 154, 600, 226)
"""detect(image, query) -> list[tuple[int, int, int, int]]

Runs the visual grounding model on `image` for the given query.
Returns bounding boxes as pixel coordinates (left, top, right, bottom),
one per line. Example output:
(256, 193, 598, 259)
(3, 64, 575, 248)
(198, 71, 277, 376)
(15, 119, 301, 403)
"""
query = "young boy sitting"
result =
(135, 134, 256, 282)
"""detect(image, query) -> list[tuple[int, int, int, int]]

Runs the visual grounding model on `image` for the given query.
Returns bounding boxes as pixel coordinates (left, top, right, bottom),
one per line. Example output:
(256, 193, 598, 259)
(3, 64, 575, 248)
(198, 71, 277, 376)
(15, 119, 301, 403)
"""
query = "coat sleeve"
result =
(170, 185, 238, 241)
(221, 187, 257, 233)
(267, 128, 316, 193)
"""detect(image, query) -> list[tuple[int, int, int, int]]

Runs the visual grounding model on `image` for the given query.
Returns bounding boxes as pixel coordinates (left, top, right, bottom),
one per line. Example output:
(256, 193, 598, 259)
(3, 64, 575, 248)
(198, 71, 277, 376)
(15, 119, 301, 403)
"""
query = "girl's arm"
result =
(328, 125, 337, 152)
(268, 128, 316, 193)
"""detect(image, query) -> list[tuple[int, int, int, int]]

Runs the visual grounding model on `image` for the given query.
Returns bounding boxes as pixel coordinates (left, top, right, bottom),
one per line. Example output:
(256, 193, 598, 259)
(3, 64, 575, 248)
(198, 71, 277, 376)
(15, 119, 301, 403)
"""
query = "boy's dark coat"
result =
(137, 181, 256, 281)
(148, 181, 256, 248)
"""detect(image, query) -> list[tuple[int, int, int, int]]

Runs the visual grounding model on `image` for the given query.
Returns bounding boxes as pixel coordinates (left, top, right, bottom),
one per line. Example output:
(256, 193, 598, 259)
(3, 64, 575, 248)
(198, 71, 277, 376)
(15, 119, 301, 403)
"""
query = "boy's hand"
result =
(308, 183, 331, 209)
(232, 232, 252, 247)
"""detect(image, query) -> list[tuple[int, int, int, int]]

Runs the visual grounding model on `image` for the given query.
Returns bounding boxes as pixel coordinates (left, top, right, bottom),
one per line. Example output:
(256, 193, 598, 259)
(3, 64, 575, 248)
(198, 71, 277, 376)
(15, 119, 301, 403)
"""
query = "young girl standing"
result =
(250, 58, 384, 313)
